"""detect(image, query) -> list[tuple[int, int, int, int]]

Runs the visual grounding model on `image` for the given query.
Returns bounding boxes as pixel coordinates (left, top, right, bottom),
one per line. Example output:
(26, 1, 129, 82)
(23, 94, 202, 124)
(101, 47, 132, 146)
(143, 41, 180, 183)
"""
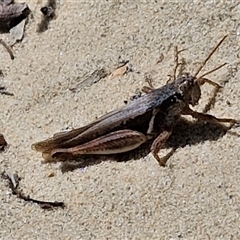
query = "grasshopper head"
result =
(176, 72, 201, 106)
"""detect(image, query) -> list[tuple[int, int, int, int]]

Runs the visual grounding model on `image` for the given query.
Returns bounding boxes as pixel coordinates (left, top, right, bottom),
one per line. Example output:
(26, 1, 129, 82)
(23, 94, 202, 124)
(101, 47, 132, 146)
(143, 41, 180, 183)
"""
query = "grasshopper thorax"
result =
(175, 72, 201, 106)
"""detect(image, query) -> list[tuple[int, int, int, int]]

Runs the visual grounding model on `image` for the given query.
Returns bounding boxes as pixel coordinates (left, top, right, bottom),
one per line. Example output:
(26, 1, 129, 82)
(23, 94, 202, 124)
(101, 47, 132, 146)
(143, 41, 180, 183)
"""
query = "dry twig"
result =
(1, 171, 65, 210)
(0, 39, 14, 60)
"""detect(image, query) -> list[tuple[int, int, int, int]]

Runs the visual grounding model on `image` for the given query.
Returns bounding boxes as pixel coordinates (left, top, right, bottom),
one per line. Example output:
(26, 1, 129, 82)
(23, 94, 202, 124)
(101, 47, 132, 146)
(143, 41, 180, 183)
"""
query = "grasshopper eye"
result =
(177, 73, 195, 93)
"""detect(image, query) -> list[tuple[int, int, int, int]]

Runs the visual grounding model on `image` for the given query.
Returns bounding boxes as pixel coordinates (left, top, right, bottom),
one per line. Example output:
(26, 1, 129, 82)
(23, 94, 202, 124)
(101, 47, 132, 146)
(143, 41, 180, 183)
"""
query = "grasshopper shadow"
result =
(60, 118, 233, 172)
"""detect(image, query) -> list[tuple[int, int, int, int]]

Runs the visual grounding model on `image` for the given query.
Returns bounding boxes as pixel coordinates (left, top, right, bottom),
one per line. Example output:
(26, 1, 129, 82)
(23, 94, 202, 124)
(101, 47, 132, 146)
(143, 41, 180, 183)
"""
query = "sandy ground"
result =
(1, 1, 240, 239)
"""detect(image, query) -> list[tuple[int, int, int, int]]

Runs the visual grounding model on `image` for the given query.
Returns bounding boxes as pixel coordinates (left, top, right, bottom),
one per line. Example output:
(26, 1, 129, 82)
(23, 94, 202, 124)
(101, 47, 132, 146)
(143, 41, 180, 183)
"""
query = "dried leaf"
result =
(108, 64, 128, 80)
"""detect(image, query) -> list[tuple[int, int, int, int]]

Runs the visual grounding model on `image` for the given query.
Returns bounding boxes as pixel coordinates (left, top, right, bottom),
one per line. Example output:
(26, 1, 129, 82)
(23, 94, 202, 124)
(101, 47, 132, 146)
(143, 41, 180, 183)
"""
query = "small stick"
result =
(1, 171, 65, 210)
(0, 39, 14, 60)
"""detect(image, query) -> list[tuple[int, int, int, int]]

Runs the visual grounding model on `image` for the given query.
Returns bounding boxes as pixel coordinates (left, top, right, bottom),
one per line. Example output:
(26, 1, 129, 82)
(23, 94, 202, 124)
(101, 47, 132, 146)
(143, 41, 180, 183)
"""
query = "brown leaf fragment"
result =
(0, 1, 30, 33)
(108, 61, 130, 80)
(0, 134, 7, 151)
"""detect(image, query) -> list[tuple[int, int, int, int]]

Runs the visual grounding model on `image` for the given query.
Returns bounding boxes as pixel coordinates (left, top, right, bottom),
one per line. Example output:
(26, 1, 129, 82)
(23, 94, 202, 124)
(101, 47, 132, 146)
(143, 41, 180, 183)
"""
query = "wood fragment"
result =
(1, 171, 65, 210)
(0, 0, 30, 33)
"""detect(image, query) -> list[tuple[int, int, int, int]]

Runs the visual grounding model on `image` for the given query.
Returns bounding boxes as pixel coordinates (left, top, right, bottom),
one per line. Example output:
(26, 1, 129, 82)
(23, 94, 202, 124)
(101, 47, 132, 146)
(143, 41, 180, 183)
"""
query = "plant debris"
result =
(0, 38, 14, 60)
(0, 86, 14, 96)
(37, 0, 56, 33)
(0, 134, 7, 151)
(108, 60, 130, 80)
(1, 171, 65, 210)
(156, 53, 164, 64)
(0, 0, 30, 33)
(69, 68, 108, 92)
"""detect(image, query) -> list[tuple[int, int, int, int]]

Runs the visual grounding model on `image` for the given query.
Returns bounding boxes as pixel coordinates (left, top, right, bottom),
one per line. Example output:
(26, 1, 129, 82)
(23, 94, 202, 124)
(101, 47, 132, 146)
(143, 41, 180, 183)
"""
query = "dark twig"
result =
(1, 171, 65, 210)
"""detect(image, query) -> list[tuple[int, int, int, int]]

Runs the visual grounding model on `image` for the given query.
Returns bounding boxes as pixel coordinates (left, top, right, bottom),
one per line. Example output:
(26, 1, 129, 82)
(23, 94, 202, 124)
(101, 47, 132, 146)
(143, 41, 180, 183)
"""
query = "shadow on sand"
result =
(58, 118, 238, 172)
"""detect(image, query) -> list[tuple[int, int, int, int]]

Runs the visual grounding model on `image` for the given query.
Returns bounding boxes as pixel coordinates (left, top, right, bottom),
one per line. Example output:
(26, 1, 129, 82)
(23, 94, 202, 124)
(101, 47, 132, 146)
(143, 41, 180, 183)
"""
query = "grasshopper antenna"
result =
(194, 35, 228, 78)
(198, 62, 227, 79)
(196, 63, 227, 87)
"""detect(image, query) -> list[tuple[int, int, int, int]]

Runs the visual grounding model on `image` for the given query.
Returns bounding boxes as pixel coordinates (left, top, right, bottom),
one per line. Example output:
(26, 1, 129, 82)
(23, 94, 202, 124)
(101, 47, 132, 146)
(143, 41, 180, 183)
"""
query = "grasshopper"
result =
(32, 36, 238, 166)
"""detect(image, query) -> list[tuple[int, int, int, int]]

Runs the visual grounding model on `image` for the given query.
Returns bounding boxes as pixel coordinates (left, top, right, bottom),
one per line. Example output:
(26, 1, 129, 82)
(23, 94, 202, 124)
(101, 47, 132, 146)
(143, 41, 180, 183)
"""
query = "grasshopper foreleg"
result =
(183, 107, 239, 127)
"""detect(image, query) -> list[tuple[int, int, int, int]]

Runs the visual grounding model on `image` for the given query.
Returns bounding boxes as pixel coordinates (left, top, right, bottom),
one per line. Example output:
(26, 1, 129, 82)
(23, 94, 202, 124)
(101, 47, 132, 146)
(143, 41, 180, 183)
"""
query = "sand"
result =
(1, 1, 240, 239)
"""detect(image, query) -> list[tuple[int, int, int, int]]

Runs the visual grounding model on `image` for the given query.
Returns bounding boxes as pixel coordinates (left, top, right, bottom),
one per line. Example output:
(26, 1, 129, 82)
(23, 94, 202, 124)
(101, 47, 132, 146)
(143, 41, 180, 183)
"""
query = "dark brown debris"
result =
(1, 171, 65, 210)
(41, 6, 55, 17)
(0, 86, 14, 96)
(37, 0, 56, 33)
(0, 134, 7, 151)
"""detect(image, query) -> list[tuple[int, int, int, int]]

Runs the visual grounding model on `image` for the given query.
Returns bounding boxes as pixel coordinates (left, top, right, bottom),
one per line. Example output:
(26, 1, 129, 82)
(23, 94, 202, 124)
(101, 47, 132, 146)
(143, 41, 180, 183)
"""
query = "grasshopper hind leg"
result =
(49, 129, 148, 161)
